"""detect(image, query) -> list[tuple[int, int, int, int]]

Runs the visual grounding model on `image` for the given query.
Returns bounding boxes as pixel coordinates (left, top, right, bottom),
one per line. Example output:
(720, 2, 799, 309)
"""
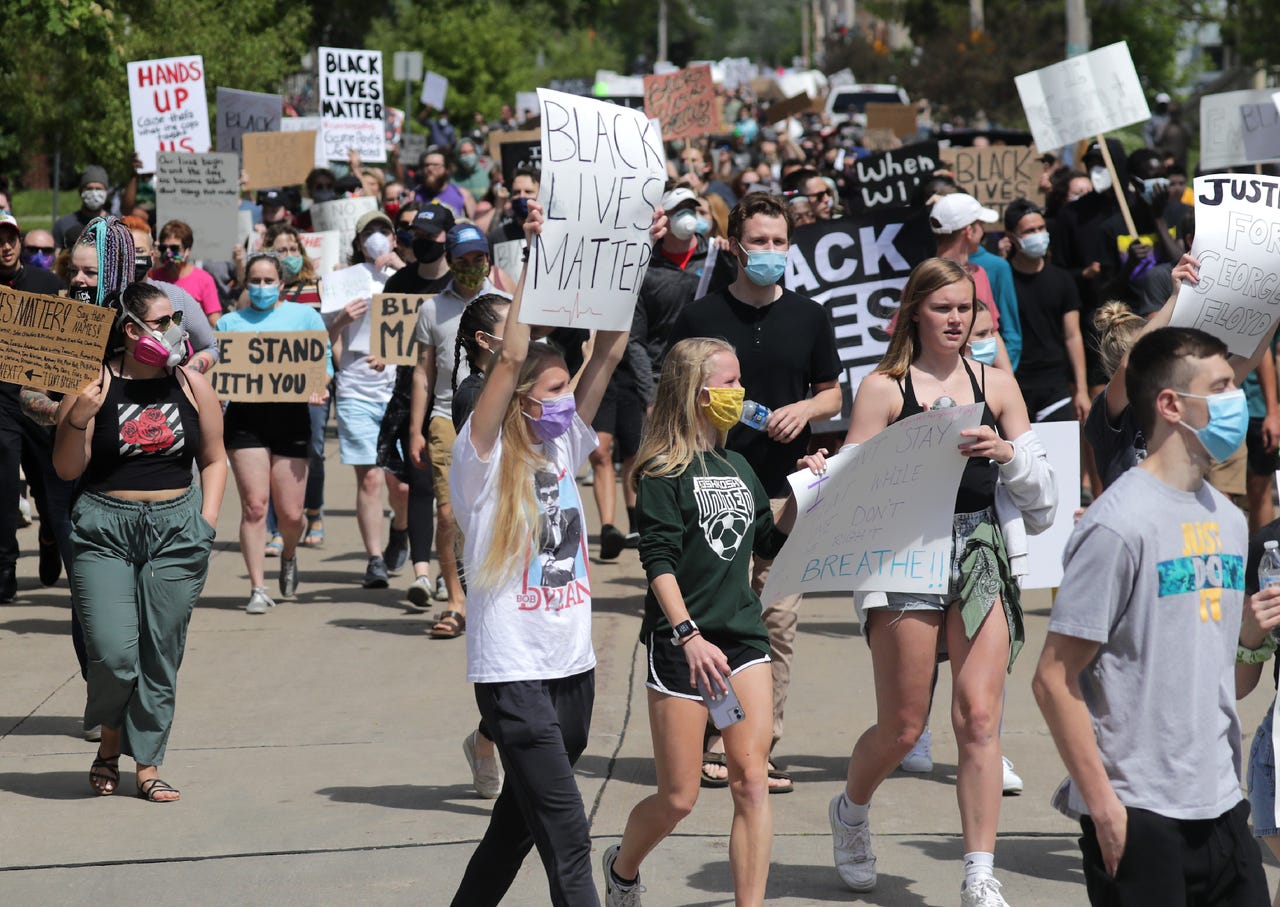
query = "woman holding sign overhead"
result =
(217, 252, 332, 615)
(810, 258, 1054, 907)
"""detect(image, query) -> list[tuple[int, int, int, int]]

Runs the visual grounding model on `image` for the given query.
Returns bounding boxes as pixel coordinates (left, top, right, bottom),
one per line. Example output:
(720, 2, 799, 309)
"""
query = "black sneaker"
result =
(600, 524, 626, 560)
(383, 528, 409, 576)
(623, 530, 640, 550)
(0, 564, 15, 603)
(362, 556, 389, 589)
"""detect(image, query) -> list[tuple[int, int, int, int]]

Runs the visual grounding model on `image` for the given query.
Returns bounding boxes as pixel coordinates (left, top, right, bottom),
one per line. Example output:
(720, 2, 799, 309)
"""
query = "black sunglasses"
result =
(24, 245, 54, 255)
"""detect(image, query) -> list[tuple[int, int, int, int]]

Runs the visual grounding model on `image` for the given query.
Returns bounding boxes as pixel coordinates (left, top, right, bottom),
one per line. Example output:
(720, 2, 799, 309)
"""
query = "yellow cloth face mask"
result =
(703, 386, 745, 432)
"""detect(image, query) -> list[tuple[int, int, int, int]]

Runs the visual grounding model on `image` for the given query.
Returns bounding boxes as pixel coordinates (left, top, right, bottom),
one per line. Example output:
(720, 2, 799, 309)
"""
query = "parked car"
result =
(825, 83, 911, 127)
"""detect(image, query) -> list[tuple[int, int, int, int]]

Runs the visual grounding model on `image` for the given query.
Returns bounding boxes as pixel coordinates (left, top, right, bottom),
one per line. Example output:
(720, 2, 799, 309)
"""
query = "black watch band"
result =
(671, 619, 698, 646)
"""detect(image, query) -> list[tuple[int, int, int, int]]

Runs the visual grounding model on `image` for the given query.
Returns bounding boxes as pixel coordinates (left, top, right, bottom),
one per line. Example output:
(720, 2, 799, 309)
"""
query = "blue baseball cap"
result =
(446, 223, 489, 258)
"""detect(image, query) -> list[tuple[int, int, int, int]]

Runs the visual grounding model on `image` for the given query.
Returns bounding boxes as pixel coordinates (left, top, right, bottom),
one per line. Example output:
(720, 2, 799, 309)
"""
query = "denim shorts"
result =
(1248, 707, 1278, 837)
(336, 396, 386, 466)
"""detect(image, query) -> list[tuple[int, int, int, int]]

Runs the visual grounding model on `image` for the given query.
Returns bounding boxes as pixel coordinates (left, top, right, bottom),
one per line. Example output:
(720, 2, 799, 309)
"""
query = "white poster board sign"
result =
(1168, 173, 1280, 357)
(1241, 101, 1280, 166)
(309, 195, 378, 265)
(491, 239, 524, 280)
(1014, 42, 1149, 152)
(1201, 90, 1280, 169)
(1024, 422, 1081, 590)
(281, 116, 328, 169)
(524, 88, 666, 330)
(215, 87, 281, 160)
(318, 47, 386, 163)
(154, 152, 240, 262)
(762, 404, 984, 604)
(300, 230, 341, 276)
(319, 264, 375, 352)
(421, 71, 449, 110)
(127, 55, 211, 173)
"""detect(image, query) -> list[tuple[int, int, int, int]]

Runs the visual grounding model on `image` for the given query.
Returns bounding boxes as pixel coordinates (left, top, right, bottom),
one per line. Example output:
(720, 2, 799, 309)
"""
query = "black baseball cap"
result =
(412, 204, 456, 235)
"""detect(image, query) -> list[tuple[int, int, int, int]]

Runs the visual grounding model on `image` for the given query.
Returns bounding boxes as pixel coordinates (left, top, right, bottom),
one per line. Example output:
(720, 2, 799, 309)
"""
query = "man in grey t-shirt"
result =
(1033, 326, 1268, 905)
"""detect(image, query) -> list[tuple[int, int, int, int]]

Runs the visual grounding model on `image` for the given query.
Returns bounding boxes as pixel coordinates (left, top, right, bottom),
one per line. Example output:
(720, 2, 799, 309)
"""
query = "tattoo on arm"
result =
(19, 389, 58, 426)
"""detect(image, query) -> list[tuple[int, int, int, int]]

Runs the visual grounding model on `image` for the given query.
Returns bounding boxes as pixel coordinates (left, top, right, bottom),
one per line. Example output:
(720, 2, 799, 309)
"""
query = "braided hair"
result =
(75, 215, 135, 307)
(451, 293, 510, 392)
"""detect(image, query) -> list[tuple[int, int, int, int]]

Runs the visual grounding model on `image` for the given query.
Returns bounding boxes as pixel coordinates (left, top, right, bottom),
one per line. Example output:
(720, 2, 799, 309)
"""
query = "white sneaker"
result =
(602, 843, 645, 906)
(406, 575, 432, 611)
(462, 729, 503, 799)
(828, 795, 876, 891)
(961, 875, 1010, 907)
(900, 726, 933, 773)
(1001, 756, 1023, 795)
(245, 586, 276, 615)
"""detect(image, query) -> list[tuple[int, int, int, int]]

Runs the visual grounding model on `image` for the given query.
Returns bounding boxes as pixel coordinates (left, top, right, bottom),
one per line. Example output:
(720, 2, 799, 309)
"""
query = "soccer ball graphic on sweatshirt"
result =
(705, 509, 749, 561)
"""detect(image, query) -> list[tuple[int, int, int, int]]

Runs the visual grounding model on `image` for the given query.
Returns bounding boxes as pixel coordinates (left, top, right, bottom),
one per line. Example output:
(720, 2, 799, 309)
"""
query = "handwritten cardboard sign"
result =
(127, 55, 211, 173)
(941, 145, 1039, 228)
(762, 404, 985, 603)
(318, 46, 386, 163)
(1200, 90, 1280, 169)
(525, 88, 667, 330)
(281, 116, 328, 169)
(1241, 102, 1280, 164)
(154, 152, 240, 261)
(215, 87, 281, 161)
(1015, 42, 1149, 151)
(1024, 421, 1080, 590)
(0, 289, 113, 394)
(370, 293, 432, 365)
(209, 330, 329, 402)
(860, 129, 899, 152)
(1168, 173, 1280, 357)
(865, 103, 917, 138)
(848, 141, 940, 211)
(309, 195, 378, 264)
(300, 230, 340, 276)
(643, 64, 722, 142)
(242, 131, 317, 190)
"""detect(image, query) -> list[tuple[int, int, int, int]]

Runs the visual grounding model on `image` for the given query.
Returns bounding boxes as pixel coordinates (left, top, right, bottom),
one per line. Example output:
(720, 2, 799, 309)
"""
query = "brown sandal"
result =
(89, 752, 119, 796)
(430, 610, 466, 639)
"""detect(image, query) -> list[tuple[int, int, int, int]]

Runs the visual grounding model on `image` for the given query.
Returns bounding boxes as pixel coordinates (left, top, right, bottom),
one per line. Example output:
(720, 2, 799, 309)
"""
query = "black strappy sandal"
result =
(89, 752, 120, 796)
(136, 777, 181, 802)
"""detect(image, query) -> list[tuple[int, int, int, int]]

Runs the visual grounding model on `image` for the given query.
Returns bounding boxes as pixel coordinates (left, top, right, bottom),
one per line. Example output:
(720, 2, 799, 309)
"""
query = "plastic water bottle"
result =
(739, 399, 771, 431)
(1261, 540, 1280, 642)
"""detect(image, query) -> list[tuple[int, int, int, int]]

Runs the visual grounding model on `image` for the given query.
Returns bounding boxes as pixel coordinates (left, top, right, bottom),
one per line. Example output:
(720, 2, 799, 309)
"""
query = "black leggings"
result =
(407, 458, 434, 564)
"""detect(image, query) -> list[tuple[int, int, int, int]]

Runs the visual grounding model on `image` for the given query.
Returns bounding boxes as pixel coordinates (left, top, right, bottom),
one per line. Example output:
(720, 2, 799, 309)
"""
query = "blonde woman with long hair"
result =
(603, 338, 795, 906)
(447, 199, 664, 907)
(811, 257, 1053, 907)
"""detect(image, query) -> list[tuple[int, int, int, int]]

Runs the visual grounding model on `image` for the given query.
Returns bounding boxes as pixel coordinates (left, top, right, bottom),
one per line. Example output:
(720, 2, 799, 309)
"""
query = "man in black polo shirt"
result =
(669, 192, 842, 788)
(0, 212, 68, 601)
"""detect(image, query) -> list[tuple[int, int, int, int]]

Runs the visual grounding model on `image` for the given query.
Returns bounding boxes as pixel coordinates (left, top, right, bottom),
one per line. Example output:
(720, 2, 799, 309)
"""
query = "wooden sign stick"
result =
(1096, 134, 1137, 237)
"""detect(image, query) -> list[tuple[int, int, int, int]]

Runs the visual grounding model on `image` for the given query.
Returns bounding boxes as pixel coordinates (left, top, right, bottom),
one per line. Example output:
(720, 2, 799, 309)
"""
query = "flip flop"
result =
(303, 514, 325, 547)
(700, 752, 729, 789)
(767, 760, 794, 794)
(430, 610, 466, 639)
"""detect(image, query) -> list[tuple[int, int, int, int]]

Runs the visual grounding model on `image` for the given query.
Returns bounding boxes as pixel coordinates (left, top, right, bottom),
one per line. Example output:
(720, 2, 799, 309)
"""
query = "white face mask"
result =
(362, 231, 392, 260)
(1089, 166, 1112, 194)
(81, 188, 107, 210)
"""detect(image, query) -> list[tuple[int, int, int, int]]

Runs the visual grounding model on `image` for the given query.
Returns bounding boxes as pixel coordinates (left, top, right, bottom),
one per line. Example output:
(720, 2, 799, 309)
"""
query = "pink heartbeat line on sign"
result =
(540, 292, 604, 324)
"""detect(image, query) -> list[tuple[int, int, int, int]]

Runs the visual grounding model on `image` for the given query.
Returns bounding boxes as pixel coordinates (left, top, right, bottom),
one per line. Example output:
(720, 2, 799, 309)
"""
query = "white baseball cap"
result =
(660, 187, 698, 211)
(0, 212, 18, 233)
(929, 193, 998, 234)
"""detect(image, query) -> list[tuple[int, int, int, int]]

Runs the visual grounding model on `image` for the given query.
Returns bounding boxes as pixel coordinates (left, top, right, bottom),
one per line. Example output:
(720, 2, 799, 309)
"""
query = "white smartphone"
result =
(697, 673, 746, 730)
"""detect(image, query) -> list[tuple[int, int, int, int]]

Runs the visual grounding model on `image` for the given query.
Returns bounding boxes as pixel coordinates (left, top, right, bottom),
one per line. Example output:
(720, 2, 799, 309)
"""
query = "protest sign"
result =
(643, 64, 722, 142)
(516, 92, 540, 121)
(865, 103, 918, 138)
(491, 239, 524, 280)
(215, 87, 281, 161)
(155, 152, 240, 261)
(861, 129, 899, 152)
(402, 131, 428, 166)
(0, 289, 114, 395)
(320, 264, 375, 354)
(1168, 173, 1280, 357)
(318, 47, 386, 163)
(300, 230, 340, 276)
(236, 209, 254, 250)
(370, 293, 430, 365)
(762, 404, 985, 604)
(761, 92, 814, 125)
(209, 330, 329, 402)
(488, 128, 541, 166)
(384, 106, 404, 152)
(1241, 102, 1280, 165)
(786, 211, 936, 427)
(1014, 42, 1149, 151)
(281, 116, 328, 168)
(847, 141, 940, 211)
(941, 145, 1039, 227)
(550, 78, 591, 97)
(1024, 421, 1079, 590)
(421, 71, 448, 110)
(499, 137, 543, 187)
(310, 195, 379, 263)
(127, 55, 211, 173)
(242, 131, 316, 190)
(524, 88, 667, 330)
(1201, 90, 1279, 169)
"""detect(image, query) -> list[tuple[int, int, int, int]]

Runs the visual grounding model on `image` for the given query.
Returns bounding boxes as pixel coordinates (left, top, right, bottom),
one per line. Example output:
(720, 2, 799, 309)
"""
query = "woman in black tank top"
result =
(53, 282, 226, 803)
(805, 258, 1047, 902)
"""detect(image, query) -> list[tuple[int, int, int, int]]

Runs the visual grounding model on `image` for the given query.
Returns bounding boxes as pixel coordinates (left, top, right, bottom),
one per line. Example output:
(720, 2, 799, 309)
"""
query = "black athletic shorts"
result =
(1246, 417, 1280, 476)
(223, 401, 310, 459)
(645, 631, 769, 701)
(591, 382, 644, 458)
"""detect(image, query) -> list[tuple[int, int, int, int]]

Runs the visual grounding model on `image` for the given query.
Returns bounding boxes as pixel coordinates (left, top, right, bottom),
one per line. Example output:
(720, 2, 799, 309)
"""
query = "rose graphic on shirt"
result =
(118, 404, 183, 456)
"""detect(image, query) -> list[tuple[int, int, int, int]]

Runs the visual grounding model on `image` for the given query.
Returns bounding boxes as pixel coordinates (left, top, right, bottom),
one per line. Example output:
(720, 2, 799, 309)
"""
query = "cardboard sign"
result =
(1241, 102, 1280, 164)
(525, 88, 667, 330)
(865, 103, 917, 138)
(281, 116, 328, 169)
(785, 211, 936, 428)
(643, 65, 722, 142)
(420, 71, 448, 110)
(300, 230, 340, 276)
(499, 137, 542, 186)
(318, 47, 386, 163)
(761, 92, 813, 125)
(370, 293, 432, 365)
(155, 152, 240, 261)
(762, 404, 985, 604)
(127, 55, 211, 173)
(242, 131, 316, 190)
(1015, 42, 1149, 151)
(209, 330, 329, 402)
(215, 87, 281, 161)
(1199, 90, 1280, 169)
(309, 195, 378, 264)
(0, 289, 113, 394)
(1168, 173, 1280, 357)
(860, 129, 899, 152)
(941, 145, 1040, 227)
(1024, 421, 1080, 590)
(488, 128, 541, 166)
(848, 141, 941, 211)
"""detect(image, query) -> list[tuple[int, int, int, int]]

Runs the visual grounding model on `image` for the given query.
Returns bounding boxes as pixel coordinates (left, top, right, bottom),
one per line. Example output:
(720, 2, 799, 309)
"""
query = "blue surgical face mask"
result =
(1019, 232, 1050, 259)
(967, 336, 998, 365)
(693, 216, 711, 235)
(248, 284, 280, 310)
(740, 247, 787, 286)
(1176, 388, 1247, 462)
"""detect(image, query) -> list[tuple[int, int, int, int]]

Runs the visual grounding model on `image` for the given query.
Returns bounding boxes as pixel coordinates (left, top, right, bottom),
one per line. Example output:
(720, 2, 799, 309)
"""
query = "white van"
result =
(825, 83, 911, 127)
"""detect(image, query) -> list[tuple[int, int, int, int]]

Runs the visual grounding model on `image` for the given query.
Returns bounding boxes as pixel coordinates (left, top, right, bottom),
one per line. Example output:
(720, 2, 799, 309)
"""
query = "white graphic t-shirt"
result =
(451, 413, 598, 683)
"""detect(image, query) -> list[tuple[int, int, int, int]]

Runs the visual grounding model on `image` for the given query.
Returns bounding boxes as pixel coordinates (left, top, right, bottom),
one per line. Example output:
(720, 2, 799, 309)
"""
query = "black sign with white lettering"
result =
(845, 142, 941, 212)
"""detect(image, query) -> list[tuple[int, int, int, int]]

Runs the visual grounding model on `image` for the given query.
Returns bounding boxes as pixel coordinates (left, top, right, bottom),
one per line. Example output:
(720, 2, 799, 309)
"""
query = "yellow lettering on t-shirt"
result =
(1182, 522, 1222, 556)
(1199, 587, 1223, 623)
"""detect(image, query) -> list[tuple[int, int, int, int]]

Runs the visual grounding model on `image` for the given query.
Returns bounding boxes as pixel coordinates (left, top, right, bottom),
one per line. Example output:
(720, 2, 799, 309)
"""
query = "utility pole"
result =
(969, 0, 984, 35)
(658, 0, 668, 64)
(801, 1, 810, 67)
(1066, 0, 1088, 57)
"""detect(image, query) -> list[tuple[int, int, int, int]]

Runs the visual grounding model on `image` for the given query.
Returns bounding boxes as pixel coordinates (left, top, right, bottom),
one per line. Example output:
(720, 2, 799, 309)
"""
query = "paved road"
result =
(1, 445, 1275, 904)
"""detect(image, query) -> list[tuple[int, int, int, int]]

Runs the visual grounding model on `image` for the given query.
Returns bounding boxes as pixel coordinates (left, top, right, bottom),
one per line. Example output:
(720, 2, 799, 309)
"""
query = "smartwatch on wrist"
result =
(671, 619, 699, 646)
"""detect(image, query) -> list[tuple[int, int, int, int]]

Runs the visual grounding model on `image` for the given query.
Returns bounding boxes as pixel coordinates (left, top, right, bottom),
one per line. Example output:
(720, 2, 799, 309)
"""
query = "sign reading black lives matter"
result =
(786, 210, 935, 427)
(524, 88, 667, 330)
(846, 142, 940, 212)
(318, 47, 385, 163)
(210, 331, 329, 402)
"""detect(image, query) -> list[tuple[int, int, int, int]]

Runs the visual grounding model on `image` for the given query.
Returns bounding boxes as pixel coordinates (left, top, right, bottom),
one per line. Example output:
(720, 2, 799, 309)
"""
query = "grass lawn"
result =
(10, 189, 81, 232)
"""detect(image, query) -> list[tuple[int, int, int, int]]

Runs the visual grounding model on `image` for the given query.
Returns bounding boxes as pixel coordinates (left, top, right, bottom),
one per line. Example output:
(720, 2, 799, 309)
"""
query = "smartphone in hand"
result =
(697, 674, 746, 730)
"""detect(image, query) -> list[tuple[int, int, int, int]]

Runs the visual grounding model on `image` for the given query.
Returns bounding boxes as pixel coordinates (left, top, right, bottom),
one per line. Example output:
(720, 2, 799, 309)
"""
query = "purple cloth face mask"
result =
(524, 392, 576, 441)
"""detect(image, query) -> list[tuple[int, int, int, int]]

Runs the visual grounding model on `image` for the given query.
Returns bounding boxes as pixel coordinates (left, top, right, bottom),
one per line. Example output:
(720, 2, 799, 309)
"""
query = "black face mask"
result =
(72, 285, 94, 304)
(311, 189, 336, 203)
(412, 236, 446, 263)
(134, 256, 151, 282)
